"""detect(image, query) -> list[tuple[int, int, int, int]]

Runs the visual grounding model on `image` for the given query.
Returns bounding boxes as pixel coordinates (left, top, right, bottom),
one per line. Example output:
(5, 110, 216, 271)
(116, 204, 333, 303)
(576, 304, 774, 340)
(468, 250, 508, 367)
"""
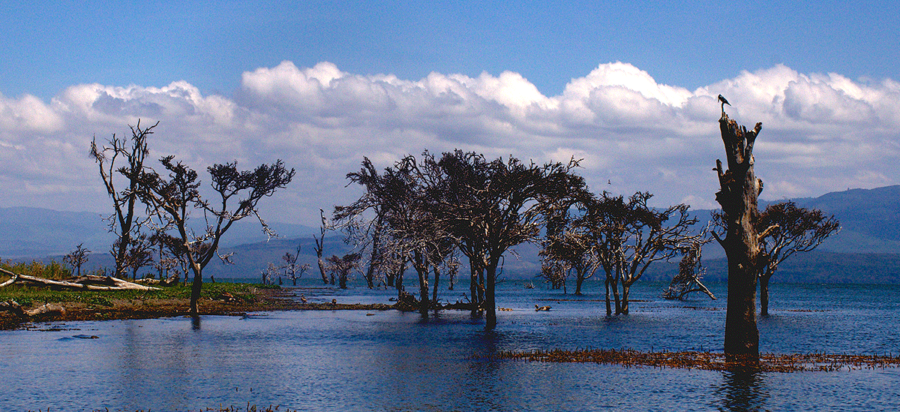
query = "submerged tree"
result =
(313, 209, 330, 285)
(540, 226, 598, 295)
(134, 155, 294, 315)
(712, 109, 771, 360)
(663, 238, 716, 301)
(755, 201, 840, 315)
(282, 244, 310, 286)
(327, 253, 361, 289)
(90, 120, 157, 277)
(584, 192, 703, 315)
(337, 150, 587, 327)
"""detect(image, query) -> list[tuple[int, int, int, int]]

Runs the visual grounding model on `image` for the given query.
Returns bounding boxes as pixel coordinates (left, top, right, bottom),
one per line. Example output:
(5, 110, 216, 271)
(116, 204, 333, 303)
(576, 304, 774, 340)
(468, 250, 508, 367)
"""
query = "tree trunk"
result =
(317, 256, 328, 285)
(759, 273, 771, 316)
(414, 253, 430, 315)
(575, 271, 585, 296)
(189, 263, 203, 316)
(485, 260, 498, 330)
(715, 115, 764, 361)
(620, 284, 630, 314)
(604, 275, 612, 316)
(469, 262, 480, 309)
(432, 265, 440, 306)
(395, 261, 406, 293)
(0, 269, 159, 291)
(612, 279, 622, 315)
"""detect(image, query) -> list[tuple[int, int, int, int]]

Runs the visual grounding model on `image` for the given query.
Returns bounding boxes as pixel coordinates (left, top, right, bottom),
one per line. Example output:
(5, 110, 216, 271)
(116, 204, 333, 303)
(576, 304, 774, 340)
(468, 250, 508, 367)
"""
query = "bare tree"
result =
(90, 120, 157, 277)
(431, 152, 587, 329)
(663, 237, 716, 301)
(327, 253, 361, 289)
(584, 192, 703, 314)
(541, 230, 599, 295)
(313, 209, 330, 285)
(261, 262, 279, 285)
(115, 232, 154, 280)
(134, 155, 294, 315)
(281, 243, 310, 286)
(755, 201, 840, 315)
(712, 109, 770, 360)
(63, 243, 91, 277)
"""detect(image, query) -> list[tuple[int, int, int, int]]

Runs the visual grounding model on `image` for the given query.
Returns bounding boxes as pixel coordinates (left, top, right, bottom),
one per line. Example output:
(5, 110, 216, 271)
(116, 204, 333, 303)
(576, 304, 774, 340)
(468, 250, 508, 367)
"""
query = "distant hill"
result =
(0, 206, 317, 259)
(4, 185, 900, 284)
(692, 185, 900, 258)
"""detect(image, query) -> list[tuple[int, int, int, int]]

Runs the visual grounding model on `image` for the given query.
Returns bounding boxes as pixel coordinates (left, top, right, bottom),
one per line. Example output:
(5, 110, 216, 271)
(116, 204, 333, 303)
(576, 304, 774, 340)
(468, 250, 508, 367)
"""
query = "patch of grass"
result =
(0, 277, 271, 306)
(1, 259, 71, 280)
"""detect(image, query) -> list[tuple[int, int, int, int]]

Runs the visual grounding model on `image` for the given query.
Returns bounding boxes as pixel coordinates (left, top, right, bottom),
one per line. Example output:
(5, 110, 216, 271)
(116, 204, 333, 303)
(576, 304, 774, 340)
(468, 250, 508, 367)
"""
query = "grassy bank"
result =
(0, 278, 305, 329)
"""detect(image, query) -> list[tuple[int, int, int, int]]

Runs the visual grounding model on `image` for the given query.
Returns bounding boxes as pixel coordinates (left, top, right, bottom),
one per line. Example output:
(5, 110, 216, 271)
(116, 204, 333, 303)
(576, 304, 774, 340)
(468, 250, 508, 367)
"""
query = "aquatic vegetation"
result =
(494, 348, 900, 372)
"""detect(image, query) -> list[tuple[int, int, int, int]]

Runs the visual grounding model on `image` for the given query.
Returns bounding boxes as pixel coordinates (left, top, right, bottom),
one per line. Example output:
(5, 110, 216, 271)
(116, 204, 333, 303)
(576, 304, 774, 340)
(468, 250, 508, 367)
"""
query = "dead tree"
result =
(313, 209, 330, 285)
(1, 267, 158, 291)
(63, 243, 91, 277)
(282, 244, 310, 286)
(711, 111, 771, 360)
(90, 120, 157, 278)
(134, 156, 294, 315)
(663, 238, 716, 300)
(756, 202, 840, 315)
(327, 253, 361, 289)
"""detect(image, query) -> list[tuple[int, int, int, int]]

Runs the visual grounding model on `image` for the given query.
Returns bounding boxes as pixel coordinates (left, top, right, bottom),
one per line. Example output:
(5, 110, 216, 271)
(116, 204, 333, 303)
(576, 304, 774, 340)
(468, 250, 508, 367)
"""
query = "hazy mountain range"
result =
(3, 185, 900, 284)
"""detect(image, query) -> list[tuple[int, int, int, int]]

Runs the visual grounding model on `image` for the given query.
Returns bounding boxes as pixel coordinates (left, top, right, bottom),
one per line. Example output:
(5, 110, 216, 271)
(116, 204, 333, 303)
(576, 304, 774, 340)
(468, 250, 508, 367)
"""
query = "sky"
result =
(1, 1, 899, 226)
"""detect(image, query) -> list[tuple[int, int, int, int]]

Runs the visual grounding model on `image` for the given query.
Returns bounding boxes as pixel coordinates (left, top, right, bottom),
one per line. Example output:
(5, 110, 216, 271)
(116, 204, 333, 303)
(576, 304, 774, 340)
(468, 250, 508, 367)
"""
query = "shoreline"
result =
(0, 286, 396, 330)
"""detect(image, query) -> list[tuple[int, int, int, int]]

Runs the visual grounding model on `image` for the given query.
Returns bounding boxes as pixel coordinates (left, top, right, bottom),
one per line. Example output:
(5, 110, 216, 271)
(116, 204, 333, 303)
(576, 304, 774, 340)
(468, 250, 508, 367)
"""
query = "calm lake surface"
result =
(2, 280, 899, 411)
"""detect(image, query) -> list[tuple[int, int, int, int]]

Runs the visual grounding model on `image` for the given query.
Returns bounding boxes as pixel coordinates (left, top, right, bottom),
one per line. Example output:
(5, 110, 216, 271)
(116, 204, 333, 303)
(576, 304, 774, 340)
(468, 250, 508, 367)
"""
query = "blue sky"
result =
(1, 1, 899, 225)
(5, 1, 896, 99)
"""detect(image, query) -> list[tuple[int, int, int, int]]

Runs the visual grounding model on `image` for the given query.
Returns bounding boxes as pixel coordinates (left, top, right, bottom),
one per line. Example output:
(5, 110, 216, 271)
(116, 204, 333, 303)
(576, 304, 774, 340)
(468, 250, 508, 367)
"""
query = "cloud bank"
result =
(1, 61, 898, 224)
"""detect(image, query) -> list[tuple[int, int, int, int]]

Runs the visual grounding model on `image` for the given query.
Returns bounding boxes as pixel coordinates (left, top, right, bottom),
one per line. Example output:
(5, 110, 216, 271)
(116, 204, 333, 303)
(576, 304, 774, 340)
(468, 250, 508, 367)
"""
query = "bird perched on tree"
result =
(718, 94, 730, 116)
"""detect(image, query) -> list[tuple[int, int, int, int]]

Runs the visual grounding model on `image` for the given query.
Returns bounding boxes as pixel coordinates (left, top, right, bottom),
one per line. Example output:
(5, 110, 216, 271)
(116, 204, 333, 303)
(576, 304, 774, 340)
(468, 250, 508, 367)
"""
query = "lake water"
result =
(2, 280, 899, 411)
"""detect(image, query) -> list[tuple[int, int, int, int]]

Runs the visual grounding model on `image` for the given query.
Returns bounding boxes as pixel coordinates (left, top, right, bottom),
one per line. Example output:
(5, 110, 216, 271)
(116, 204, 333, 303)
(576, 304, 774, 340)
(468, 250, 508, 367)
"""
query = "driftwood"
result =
(134, 276, 179, 287)
(0, 300, 66, 317)
(0, 268, 160, 291)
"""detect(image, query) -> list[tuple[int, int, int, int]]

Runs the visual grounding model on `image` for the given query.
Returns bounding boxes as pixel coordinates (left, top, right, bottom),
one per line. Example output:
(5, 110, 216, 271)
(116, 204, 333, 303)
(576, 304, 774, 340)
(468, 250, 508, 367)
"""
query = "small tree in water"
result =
(327, 253, 361, 289)
(663, 238, 716, 301)
(755, 201, 840, 315)
(282, 244, 310, 286)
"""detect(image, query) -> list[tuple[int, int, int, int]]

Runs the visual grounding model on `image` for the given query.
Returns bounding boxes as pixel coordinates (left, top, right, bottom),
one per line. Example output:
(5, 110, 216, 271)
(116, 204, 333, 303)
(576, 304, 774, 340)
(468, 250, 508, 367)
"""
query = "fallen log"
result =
(0, 268, 160, 291)
(0, 300, 66, 318)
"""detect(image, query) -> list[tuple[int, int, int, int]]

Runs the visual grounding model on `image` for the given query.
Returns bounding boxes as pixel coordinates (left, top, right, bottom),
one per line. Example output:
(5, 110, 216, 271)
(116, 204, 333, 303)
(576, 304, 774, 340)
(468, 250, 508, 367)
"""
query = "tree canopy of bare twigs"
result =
(63, 243, 91, 277)
(90, 120, 157, 277)
(579, 192, 704, 315)
(662, 237, 716, 301)
(336, 150, 588, 328)
(755, 201, 840, 315)
(132, 151, 294, 315)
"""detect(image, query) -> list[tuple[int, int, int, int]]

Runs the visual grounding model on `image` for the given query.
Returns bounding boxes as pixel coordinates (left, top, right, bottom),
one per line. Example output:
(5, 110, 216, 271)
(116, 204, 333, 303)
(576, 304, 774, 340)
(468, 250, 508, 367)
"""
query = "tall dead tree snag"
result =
(712, 112, 767, 360)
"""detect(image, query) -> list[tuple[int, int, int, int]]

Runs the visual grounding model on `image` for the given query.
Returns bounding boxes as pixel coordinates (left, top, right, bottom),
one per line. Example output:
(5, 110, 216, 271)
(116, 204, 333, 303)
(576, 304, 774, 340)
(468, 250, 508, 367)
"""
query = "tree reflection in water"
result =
(715, 368, 769, 411)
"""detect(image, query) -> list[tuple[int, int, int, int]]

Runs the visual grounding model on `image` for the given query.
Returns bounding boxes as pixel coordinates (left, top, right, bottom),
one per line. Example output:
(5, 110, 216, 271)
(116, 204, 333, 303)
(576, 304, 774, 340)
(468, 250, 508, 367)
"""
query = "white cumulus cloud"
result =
(1, 61, 898, 225)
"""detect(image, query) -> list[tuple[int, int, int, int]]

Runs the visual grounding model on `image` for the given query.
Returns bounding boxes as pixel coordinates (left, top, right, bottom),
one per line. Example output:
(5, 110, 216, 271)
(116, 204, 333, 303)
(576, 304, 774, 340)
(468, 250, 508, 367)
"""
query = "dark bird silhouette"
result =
(718, 94, 730, 116)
